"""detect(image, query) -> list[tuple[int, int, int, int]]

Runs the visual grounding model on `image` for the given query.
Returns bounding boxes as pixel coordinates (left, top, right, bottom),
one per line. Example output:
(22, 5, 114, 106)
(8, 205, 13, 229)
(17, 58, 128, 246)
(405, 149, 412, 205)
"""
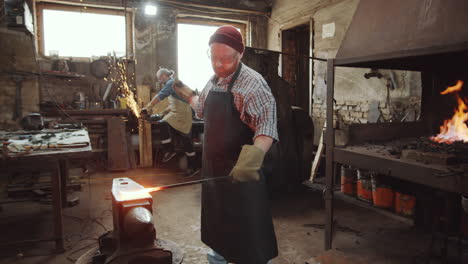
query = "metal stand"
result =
(324, 59, 335, 250)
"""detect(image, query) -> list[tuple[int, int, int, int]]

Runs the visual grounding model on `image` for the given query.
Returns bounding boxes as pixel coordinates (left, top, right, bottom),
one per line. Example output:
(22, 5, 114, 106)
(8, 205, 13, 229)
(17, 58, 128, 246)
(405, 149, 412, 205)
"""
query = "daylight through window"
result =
(42, 9, 126, 58)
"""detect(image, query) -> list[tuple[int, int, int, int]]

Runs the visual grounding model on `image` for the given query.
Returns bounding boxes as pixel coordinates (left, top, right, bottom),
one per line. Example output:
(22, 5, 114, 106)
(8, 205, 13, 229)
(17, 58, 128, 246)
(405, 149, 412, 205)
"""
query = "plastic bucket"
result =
(357, 170, 373, 202)
(340, 166, 357, 196)
(371, 175, 394, 208)
(394, 192, 416, 217)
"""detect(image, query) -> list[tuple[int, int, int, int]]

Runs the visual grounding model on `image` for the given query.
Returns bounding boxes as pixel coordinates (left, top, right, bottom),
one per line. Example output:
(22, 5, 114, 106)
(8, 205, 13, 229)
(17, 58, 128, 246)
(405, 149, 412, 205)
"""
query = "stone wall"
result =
(0, 28, 40, 130)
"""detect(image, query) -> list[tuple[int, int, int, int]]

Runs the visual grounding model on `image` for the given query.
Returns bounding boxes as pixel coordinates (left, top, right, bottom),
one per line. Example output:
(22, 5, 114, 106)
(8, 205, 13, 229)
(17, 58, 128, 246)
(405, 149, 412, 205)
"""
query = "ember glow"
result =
(118, 186, 164, 201)
(431, 80, 468, 144)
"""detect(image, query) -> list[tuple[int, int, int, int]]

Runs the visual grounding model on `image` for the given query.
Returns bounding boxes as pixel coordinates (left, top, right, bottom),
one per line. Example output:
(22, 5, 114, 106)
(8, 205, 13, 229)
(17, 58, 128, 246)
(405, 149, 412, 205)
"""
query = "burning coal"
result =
(431, 80, 468, 144)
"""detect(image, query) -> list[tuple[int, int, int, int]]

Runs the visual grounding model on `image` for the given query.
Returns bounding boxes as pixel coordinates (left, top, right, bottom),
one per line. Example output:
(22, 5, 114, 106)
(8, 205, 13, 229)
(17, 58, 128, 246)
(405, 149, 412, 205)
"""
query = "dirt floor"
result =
(0, 167, 466, 264)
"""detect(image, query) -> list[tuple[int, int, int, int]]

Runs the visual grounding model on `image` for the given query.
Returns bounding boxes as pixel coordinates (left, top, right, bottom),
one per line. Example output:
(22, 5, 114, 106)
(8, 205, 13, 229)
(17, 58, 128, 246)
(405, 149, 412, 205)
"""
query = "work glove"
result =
(173, 79, 195, 102)
(149, 114, 163, 122)
(140, 108, 149, 118)
(229, 145, 265, 182)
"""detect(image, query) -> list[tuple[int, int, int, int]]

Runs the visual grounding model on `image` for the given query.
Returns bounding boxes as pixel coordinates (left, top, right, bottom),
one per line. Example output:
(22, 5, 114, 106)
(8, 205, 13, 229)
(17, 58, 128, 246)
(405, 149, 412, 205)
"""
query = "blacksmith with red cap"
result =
(173, 25, 278, 264)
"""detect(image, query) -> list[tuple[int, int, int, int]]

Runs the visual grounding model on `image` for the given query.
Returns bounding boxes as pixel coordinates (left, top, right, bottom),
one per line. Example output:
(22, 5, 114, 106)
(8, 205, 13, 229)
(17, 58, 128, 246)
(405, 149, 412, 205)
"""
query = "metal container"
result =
(74, 92, 86, 110)
(371, 175, 394, 209)
(340, 166, 356, 196)
(20, 113, 44, 130)
(357, 169, 373, 203)
(395, 192, 416, 217)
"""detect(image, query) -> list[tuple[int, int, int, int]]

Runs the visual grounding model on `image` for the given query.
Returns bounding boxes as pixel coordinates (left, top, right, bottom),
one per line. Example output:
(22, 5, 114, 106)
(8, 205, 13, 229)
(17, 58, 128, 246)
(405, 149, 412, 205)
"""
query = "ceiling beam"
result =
(157, 0, 270, 16)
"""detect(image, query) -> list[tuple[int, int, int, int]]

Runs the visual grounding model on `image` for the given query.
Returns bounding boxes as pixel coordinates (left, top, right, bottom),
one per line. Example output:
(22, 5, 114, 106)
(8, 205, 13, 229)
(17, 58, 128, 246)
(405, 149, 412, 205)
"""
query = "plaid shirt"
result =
(195, 63, 278, 141)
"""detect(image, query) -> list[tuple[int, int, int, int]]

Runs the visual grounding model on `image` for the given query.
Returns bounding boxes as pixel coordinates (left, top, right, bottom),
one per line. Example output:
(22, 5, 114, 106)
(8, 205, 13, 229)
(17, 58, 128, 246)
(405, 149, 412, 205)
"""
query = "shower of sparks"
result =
(114, 61, 141, 118)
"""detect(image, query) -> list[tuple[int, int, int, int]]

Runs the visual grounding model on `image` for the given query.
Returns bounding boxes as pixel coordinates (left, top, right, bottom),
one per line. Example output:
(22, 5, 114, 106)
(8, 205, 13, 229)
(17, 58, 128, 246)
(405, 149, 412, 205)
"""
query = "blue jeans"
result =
(207, 249, 273, 264)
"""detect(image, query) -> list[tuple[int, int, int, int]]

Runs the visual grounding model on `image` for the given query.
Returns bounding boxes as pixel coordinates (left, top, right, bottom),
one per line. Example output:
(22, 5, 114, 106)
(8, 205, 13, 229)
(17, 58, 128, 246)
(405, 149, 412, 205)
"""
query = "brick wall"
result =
(312, 97, 422, 126)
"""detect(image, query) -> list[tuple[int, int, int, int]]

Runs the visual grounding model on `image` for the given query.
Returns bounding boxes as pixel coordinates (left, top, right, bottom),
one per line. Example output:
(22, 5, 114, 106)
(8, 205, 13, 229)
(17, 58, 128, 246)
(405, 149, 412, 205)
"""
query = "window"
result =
(36, 3, 133, 58)
(177, 20, 245, 91)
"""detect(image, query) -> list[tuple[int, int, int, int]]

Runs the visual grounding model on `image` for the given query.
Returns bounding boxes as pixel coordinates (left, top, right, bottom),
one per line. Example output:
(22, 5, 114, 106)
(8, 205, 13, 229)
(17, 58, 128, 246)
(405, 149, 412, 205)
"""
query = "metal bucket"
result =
(357, 169, 373, 202)
(340, 166, 356, 196)
(395, 192, 416, 217)
(371, 175, 394, 209)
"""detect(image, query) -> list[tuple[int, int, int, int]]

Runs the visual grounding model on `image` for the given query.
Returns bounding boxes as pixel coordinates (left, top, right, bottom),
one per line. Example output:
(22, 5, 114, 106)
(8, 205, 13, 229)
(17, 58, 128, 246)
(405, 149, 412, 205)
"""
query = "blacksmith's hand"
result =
(229, 145, 265, 182)
(173, 79, 195, 102)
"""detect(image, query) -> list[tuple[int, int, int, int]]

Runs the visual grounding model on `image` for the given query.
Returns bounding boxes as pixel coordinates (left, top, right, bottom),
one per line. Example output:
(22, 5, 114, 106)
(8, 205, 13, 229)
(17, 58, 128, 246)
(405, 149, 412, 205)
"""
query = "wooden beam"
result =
(137, 85, 152, 167)
(139, 120, 153, 167)
(158, 0, 269, 16)
(107, 117, 130, 171)
(35, 0, 133, 11)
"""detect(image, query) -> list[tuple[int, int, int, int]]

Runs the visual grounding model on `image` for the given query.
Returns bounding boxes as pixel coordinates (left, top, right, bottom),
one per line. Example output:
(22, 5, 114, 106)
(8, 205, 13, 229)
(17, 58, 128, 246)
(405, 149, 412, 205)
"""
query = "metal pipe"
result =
(325, 59, 335, 250)
(151, 175, 231, 192)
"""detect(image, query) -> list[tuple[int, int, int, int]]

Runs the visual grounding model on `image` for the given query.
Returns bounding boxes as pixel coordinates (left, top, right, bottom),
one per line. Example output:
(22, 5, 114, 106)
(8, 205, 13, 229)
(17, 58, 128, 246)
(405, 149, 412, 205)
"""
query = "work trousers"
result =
(157, 120, 194, 154)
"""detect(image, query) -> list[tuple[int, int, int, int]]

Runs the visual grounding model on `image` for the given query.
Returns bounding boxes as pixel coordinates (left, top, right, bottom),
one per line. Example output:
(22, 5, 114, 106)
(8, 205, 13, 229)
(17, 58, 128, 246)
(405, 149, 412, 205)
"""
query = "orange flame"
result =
(440, 80, 464, 95)
(118, 186, 164, 201)
(431, 80, 468, 144)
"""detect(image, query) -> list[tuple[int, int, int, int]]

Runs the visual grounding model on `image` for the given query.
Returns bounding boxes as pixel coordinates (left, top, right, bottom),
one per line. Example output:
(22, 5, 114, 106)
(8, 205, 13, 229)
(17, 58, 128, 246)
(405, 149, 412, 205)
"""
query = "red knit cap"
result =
(208, 25, 244, 54)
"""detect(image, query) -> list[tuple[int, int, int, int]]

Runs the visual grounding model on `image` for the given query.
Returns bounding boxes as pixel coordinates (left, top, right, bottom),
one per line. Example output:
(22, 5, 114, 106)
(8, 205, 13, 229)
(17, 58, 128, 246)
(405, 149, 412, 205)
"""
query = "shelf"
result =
(41, 70, 85, 78)
(42, 109, 131, 117)
(303, 181, 414, 226)
(334, 191, 414, 226)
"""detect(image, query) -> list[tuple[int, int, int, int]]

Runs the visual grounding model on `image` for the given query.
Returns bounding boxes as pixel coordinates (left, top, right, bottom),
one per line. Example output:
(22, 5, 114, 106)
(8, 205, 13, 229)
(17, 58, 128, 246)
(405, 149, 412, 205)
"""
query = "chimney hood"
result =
(335, 0, 468, 71)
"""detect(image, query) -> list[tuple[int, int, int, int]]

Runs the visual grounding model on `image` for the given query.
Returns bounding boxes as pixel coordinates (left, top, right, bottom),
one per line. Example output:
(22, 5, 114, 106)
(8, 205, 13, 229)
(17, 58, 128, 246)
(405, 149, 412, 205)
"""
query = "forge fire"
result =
(431, 80, 468, 144)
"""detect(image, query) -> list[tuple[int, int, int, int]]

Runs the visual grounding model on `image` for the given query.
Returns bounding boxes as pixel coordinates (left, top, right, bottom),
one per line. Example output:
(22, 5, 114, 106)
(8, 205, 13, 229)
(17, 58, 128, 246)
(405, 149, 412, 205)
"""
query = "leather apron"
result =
(200, 64, 278, 264)
(162, 95, 192, 135)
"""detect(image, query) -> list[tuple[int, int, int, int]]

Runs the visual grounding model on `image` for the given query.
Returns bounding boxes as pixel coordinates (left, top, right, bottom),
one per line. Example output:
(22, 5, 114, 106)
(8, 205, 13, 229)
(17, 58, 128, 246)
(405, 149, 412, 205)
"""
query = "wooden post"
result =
(51, 160, 65, 252)
(309, 122, 326, 183)
(137, 85, 153, 167)
(107, 117, 130, 171)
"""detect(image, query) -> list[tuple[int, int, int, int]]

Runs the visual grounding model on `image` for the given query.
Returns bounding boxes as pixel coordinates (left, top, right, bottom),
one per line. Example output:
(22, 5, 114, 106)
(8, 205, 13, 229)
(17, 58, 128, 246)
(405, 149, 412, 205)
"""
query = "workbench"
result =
(0, 129, 92, 252)
(334, 145, 467, 194)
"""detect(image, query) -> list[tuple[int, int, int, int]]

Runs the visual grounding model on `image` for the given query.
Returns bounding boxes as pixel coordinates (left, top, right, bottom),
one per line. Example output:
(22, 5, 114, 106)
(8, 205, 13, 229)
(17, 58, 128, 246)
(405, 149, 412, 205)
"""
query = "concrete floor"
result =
(0, 167, 465, 264)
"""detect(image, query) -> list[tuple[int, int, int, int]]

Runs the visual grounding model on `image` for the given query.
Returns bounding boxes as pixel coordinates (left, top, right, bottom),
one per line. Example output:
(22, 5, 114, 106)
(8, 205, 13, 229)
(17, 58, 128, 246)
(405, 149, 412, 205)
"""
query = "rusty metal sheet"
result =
(335, 0, 468, 70)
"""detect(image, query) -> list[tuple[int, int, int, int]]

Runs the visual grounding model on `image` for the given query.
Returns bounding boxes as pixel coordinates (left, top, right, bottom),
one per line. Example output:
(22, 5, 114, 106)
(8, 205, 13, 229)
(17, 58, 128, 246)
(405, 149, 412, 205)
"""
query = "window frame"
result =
(176, 18, 247, 46)
(35, 1, 134, 59)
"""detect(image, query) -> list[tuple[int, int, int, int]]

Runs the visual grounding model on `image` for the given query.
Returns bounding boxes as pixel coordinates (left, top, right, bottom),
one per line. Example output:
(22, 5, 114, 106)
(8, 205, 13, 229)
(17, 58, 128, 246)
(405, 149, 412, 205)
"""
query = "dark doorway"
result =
(281, 24, 310, 112)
